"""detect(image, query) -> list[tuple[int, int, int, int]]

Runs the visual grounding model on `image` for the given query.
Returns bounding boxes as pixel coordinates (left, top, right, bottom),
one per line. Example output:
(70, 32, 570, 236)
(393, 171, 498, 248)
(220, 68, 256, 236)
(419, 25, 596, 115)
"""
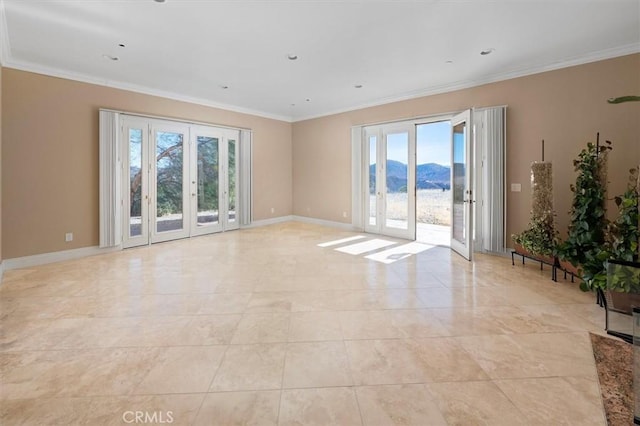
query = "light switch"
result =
(511, 183, 522, 192)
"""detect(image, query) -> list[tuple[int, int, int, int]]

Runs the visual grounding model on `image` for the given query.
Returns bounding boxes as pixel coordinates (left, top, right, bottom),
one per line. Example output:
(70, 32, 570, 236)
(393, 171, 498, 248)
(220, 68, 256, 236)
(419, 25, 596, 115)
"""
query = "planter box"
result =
(513, 243, 554, 265)
(608, 291, 640, 315)
(604, 260, 640, 343)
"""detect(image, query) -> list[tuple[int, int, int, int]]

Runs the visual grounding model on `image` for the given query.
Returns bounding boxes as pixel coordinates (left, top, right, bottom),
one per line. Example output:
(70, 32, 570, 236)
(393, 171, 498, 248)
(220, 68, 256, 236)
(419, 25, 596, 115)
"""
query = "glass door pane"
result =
(363, 124, 415, 240)
(450, 110, 472, 260)
(196, 135, 219, 228)
(156, 131, 184, 233)
(190, 126, 229, 237)
(122, 117, 149, 249)
(226, 136, 239, 229)
(369, 135, 377, 227)
(129, 128, 143, 238)
(385, 132, 409, 230)
(151, 123, 190, 243)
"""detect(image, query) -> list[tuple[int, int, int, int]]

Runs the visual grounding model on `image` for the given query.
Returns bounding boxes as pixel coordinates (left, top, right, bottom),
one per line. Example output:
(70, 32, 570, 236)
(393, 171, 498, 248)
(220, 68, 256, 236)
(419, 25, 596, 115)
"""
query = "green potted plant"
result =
(609, 167, 639, 262)
(558, 139, 612, 291)
(512, 160, 557, 263)
(604, 167, 639, 312)
(512, 213, 557, 261)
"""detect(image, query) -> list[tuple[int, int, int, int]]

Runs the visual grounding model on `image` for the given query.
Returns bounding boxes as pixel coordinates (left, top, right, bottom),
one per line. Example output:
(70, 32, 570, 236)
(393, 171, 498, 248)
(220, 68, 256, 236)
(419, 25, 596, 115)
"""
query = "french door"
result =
(122, 116, 239, 248)
(151, 120, 190, 243)
(190, 126, 239, 237)
(364, 123, 416, 240)
(450, 110, 473, 260)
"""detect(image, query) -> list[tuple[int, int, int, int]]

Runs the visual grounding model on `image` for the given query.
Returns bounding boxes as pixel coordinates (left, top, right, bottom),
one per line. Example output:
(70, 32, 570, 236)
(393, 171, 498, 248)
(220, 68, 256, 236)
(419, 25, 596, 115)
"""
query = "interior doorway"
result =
(415, 120, 452, 246)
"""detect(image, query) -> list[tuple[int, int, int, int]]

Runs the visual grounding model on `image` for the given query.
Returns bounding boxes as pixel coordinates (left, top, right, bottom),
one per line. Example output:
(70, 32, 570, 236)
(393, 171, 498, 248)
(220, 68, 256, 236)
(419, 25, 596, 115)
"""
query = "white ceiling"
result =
(1, 0, 639, 122)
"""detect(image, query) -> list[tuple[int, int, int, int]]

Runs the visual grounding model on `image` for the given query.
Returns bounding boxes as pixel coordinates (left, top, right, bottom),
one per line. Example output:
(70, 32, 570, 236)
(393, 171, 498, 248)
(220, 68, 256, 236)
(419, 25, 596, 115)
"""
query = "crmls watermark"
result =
(122, 411, 174, 424)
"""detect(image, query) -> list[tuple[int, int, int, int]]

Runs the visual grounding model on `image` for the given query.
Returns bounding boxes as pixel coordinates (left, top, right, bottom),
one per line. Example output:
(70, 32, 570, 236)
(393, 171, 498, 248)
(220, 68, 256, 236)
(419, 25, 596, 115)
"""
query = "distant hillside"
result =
(370, 161, 450, 192)
(417, 163, 450, 181)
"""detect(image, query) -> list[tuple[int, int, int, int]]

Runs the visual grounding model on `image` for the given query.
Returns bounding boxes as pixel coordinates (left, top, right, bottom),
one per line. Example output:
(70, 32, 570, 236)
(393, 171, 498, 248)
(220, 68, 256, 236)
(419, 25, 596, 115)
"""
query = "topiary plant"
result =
(511, 161, 558, 258)
(558, 139, 612, 291)
(608, 167, 639, 263)
(512, 213, 557, 257)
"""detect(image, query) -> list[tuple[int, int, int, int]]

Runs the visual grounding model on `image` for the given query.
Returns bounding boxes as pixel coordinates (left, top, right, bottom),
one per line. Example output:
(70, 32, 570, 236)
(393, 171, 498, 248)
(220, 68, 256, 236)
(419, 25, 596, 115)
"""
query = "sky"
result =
(371, 120, 453, 166)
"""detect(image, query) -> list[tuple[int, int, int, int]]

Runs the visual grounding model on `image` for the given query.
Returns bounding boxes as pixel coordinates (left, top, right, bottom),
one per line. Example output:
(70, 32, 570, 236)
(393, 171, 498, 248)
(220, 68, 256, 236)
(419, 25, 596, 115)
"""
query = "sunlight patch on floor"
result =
(317, 235, 366, 248)
(335, 238, 397, 255)
(365, 242, 435, 264)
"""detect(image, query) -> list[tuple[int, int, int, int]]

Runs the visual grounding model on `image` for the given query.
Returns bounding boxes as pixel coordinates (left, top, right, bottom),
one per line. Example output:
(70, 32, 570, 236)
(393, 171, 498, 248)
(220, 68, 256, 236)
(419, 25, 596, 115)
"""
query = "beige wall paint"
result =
(292, 54, 640, 244)
(0, 64, 3, 264)
(2, 68, 292, 259)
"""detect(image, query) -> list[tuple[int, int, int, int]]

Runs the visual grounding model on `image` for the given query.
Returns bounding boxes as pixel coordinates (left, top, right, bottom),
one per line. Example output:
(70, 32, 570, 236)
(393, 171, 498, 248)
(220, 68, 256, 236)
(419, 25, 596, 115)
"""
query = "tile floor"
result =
(0, 222, 608, 425)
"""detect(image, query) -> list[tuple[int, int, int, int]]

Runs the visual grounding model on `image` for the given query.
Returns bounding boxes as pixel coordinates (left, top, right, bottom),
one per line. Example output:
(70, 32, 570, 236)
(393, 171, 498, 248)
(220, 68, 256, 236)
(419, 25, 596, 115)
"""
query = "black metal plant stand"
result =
(511, 250, 577, 283)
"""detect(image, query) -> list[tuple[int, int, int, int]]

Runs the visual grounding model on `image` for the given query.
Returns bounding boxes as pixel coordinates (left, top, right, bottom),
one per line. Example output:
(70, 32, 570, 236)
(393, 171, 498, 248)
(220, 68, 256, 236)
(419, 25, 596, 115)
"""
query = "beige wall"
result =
(2, 69, 292, 259)
(292, 54, 640, 243)
(0, 64, 3, 265)
(2, 54, 639, 260)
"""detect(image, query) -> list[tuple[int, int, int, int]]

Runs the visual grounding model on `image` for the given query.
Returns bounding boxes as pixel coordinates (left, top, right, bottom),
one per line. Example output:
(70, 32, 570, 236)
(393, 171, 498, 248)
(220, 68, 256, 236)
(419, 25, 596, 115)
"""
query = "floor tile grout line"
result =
(192, 336, 234, 423)
(342, 338, 365, 425)
(276, 310, 295, 424)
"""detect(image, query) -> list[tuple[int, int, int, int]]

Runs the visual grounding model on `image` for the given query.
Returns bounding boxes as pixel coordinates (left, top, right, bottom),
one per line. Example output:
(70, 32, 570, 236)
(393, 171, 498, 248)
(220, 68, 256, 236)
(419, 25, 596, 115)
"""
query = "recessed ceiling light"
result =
(445, 60, 453, 64)
(102, 54, 119, 61)
(480, 48, 495, 56)
(154, 0, 166, 3)
(354, 84, 363, 89)
(220, 85, 229, 89)
(287, 54, 298, 61)
(290, 103, 296, 107)
(118, 43, 125, 48)
(305, 98, 310, 102)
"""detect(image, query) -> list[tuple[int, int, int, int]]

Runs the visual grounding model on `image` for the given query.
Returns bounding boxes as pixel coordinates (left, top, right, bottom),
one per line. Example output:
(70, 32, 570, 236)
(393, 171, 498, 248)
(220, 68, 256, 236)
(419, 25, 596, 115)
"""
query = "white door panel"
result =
(122, 117, 150, 248)
(150, 121, 191, 244)
(191, 126, 223, 236)
(364, 124, 416, 240)
(450, 110, 473, 260)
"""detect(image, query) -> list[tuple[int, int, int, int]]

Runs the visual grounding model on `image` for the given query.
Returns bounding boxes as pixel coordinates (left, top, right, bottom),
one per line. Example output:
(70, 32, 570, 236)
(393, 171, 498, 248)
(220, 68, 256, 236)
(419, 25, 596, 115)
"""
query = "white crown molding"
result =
(0, 0, 10, 66)
(292, 43, 640, 122)
(2, 15, 637, 126)
(3, 245, 122, 270)
(2, 57, 294, 123)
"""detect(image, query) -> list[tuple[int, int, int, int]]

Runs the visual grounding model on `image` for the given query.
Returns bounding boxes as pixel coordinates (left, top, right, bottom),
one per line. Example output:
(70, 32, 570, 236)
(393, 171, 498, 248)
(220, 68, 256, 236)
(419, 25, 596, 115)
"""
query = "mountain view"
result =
(370, 160, 451, 192)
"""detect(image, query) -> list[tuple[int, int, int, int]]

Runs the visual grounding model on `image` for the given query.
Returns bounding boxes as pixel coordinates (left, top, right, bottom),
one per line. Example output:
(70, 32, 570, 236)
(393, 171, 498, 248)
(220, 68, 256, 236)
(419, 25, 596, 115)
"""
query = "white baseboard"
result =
(3, 245, 123, 270)
(292, 215, 360, 231)
(242, 215, 294, 228)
